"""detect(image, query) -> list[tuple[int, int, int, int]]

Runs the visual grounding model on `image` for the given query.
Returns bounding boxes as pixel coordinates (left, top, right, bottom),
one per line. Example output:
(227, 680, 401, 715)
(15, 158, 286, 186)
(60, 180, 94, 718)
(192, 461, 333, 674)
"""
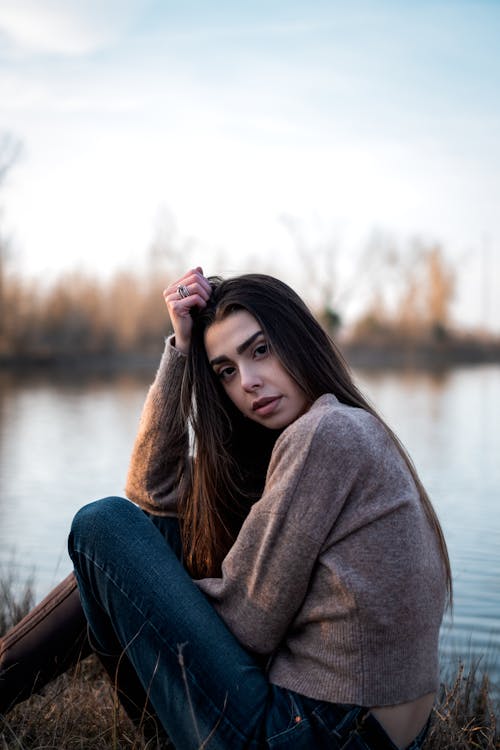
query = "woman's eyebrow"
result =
(209, 330, 263, 366)
(236, 330, 263, 355)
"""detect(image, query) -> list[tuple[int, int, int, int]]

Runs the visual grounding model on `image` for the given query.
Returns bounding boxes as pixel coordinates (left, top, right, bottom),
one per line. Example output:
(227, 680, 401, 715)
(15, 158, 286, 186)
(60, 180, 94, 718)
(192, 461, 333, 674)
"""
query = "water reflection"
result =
(356, 366, 500, 684)
(1, 364, 499, 685)
(0, 368, 154, 594)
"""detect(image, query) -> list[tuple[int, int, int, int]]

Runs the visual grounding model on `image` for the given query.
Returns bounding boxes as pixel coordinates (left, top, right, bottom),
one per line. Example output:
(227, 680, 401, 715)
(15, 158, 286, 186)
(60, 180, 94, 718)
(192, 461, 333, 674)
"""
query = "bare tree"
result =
(279, 214, 341, 330)
(353, 236, 456, 338)
(425, 244, 455, 331)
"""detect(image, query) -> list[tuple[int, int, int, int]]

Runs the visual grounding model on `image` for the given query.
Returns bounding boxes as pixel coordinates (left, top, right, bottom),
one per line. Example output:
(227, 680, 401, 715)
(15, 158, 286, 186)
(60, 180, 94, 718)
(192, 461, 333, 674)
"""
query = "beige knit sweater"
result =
(126, 340, 447, 707)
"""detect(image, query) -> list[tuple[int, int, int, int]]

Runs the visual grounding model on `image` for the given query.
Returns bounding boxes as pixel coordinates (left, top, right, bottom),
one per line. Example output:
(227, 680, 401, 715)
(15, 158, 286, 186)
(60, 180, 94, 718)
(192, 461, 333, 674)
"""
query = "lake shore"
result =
(1, 332, 500, 375)
(341, 333, 500, 370)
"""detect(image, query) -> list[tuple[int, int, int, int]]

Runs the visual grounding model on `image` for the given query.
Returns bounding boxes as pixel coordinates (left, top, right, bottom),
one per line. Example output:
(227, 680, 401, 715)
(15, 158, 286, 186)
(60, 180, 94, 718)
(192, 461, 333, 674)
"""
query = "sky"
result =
(0, 0, 499, 331)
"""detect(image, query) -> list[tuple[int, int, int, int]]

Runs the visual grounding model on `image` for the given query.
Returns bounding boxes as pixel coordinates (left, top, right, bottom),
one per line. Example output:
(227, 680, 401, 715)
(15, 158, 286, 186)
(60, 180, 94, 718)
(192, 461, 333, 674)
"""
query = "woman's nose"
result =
(240, 365, 262, 392)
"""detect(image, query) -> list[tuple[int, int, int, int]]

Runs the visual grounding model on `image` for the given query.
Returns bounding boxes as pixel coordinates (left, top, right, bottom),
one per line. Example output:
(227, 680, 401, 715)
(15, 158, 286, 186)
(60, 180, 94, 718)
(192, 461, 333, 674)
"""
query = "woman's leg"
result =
(69, 496, 272, 750)
(0, 563, 161, 738)
(0, 572, 90, 714)
(69, 497, 417, 750)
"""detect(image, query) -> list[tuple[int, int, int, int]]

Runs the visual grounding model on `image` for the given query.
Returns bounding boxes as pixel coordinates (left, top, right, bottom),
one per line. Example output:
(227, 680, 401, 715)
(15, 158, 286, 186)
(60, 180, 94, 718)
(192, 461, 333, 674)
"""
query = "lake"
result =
(1, 362, 499, 687)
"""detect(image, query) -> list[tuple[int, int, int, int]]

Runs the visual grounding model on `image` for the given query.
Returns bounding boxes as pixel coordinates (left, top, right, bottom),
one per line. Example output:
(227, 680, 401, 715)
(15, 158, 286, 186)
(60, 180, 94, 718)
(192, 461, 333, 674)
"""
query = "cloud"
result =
(0, 1, 124, 56)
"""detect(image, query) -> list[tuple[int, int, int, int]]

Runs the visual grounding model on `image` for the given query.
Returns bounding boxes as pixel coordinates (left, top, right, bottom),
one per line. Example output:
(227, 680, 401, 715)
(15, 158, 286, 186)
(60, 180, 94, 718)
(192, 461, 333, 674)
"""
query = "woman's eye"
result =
(218, 366, 235, 380)
(254, 342, 269, 357)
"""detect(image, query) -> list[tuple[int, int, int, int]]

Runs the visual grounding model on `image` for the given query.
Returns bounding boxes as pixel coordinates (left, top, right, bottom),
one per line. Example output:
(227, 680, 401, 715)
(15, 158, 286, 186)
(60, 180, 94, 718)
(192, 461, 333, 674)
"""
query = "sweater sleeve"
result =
(125, 338, 189, 515)
(195, 409, 359, 654)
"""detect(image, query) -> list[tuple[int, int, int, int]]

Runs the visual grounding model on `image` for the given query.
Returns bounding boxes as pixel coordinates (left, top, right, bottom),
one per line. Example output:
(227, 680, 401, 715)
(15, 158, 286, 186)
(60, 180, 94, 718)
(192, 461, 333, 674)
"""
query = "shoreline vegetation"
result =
(1, 241, 500, 374)
(1, 577, 499, 749)
(0, 275, 499, 374)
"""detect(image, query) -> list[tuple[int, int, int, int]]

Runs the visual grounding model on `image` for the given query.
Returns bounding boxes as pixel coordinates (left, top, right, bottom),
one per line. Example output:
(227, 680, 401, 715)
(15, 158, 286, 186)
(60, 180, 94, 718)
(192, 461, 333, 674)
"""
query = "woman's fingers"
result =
(163, 268, 212, 353)
(164, 268, 211, 305)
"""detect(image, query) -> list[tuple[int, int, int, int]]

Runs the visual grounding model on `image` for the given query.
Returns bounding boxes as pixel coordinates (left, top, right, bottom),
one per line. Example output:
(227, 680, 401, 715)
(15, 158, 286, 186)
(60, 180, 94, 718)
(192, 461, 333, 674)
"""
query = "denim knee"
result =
(69, 496, 131, 555)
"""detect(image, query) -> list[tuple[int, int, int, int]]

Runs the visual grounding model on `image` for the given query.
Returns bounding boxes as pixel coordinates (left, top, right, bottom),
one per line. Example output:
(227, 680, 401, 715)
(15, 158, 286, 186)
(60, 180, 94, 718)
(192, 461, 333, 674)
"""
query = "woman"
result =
(1, 267, 451, 749)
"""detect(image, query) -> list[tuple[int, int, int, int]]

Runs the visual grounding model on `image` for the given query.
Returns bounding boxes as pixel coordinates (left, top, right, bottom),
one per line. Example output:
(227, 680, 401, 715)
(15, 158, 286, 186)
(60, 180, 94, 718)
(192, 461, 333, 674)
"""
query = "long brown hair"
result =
(180, 274, 452, 604)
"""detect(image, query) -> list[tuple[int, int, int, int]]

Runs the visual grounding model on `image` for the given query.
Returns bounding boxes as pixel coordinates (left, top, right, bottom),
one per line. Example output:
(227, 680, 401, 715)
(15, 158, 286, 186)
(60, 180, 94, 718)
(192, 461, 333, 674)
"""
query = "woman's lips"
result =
(252, 396, 281, 415)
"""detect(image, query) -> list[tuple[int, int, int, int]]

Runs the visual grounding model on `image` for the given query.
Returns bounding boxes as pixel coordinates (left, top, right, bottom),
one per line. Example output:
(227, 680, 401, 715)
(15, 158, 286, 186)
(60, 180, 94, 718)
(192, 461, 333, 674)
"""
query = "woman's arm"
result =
(124, 339, 189, 514)
(126, 267, 212, 514)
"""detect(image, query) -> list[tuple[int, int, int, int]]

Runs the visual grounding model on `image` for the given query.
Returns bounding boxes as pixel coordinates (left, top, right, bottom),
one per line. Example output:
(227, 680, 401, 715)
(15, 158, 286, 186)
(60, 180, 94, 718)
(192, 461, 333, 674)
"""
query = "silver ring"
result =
(177, 284, 190, 299)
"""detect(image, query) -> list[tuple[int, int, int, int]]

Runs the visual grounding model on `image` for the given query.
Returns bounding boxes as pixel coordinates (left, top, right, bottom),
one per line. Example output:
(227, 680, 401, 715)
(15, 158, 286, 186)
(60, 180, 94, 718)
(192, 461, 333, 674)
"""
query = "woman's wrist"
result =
(168, 335, 188, 356)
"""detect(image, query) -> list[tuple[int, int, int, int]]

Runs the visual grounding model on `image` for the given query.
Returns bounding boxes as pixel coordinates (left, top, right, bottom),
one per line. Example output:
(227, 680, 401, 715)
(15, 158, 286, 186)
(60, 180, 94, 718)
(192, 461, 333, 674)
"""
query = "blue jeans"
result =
(68, 496, 429, 750)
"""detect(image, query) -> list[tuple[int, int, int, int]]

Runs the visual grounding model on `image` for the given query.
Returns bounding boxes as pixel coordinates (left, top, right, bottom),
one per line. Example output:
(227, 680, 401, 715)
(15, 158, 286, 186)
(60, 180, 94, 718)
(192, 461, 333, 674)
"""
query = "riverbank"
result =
(1, 331, 500, 375)
(340, 331, 500, 370)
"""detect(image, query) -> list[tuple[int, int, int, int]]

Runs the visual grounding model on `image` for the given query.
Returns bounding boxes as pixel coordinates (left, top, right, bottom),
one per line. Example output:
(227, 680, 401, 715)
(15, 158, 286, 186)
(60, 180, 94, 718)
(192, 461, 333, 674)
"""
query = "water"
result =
(356, 366, 500, 686)
(1, 364, 499, 686)
(0, 370, 148, 593)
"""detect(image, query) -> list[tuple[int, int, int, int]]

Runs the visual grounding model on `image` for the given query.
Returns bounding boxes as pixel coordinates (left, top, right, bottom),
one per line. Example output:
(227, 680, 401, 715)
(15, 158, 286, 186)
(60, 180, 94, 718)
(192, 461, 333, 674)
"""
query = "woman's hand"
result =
(163, 267, 212, 354)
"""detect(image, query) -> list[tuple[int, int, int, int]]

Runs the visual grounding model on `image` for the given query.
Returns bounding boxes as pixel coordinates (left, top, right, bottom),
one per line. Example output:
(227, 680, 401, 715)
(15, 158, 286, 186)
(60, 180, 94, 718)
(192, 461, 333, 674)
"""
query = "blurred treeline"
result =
(280, 214, 500, 366)
(0, 135, 178, 363)
(345, 249, 500, 368)
(1, 135, 499, 368)
(1, 241, 498, 369)
(0, 267, 171, 362)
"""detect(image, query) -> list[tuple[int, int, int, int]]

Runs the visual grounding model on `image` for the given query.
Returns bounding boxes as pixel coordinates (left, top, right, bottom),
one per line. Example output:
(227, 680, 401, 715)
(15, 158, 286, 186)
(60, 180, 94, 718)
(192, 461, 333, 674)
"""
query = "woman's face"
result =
(204, 310, 311, 430)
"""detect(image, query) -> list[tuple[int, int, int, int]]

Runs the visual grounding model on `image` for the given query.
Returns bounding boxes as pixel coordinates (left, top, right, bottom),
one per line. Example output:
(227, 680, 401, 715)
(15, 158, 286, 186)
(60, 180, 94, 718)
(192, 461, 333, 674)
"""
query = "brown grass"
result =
(2, 656, 498, 749)
(424, 662, 499, 749)
(0, 655, 147, 749)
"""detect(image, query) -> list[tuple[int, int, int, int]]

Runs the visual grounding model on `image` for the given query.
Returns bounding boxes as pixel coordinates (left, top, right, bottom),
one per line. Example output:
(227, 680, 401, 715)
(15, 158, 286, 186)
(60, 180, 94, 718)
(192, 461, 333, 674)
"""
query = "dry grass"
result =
(2, 661, 498, 750)
(0, 655, 148, 750)
(0, 574, 157, 749)
(1, 578, 499, 749)
(0, 571, 35, 637)
(424, 662, 499, 749)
